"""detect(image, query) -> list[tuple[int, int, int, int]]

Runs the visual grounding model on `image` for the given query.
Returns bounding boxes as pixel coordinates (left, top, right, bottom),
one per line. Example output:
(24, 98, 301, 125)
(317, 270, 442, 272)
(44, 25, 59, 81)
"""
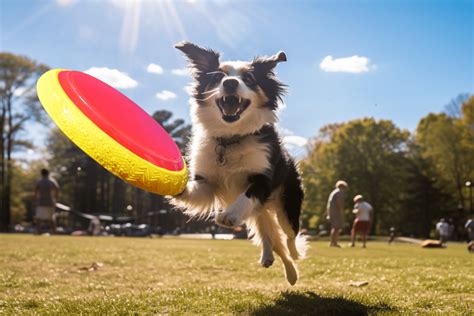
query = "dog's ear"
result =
(252, 51, 287, 73)
(175, 41, 220, 73)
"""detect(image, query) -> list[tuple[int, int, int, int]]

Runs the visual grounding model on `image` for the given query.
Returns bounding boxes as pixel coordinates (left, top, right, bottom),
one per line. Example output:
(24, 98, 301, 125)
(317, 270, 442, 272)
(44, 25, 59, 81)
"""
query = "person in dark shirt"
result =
(34, 169, 59, 234)
(326, 180, 348, 247)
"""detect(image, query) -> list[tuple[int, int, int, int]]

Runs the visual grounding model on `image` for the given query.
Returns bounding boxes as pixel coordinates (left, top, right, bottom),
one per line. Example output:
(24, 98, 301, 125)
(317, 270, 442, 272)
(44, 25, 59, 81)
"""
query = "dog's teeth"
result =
(239, 97, 242, 103)
(223, 96, 226, 102)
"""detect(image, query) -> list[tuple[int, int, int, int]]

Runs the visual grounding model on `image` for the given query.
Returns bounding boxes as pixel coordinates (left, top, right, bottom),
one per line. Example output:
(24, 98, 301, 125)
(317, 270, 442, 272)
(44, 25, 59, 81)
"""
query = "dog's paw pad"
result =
(260, 252, 274, 268)
(260, 257, 274, 268)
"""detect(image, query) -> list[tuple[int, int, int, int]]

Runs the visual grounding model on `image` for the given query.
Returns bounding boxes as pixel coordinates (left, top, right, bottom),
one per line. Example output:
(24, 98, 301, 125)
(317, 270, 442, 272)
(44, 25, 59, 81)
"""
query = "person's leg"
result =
(329, 228, 334, 246)
(350, 231, 356, 247)
(350, 221, 356, 247)
(35, 218, 42, 235)
(330, 228, 341, 247)
(48, 208, 56, 234)
(362, 233, 367, 248)
(49, 219, 56, 234)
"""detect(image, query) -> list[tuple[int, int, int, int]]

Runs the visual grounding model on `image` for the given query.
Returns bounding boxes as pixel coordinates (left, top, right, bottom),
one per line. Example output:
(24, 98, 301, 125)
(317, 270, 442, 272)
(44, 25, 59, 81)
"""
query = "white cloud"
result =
(279, 128, 308, 159)
(171, 68, 190, 76)
(283, 135, 308, 148)
(84, 67, 138, 89)
(13, 87, 28, 97)
(320, 55, 372, 73)
(56, 0, 78, 7)
(147, 63, 164, 75)
(156, 90, 177, 101)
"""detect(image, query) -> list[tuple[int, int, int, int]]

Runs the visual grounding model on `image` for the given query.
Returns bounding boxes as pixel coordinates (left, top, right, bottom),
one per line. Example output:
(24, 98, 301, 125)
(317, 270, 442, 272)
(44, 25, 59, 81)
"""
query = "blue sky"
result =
(1, 0, 473, 159)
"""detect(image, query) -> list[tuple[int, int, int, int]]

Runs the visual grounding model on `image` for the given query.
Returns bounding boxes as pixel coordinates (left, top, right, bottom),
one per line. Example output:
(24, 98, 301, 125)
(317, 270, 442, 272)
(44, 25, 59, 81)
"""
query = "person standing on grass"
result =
(350, 195, 373, 248)
(34, 169, 59, 235)
(465, 218, 474, 252)
(388, 227, 396, 244)
(326, 180, 348, 248)
(436, 218, 450, 246)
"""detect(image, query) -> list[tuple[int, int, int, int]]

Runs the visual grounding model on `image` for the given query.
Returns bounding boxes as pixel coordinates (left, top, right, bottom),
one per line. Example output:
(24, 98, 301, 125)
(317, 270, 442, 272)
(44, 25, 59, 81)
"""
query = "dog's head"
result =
(175, 41, 287, 137)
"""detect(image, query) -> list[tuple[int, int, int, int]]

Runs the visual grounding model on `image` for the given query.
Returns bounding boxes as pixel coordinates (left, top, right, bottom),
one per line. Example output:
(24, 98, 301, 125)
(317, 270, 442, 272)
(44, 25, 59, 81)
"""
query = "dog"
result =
(170, 42, 306, 285)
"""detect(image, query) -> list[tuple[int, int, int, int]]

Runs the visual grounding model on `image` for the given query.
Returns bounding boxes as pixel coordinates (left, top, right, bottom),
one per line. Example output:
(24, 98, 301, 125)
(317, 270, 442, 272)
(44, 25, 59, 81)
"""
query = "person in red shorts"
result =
(350, 195, 373, 248)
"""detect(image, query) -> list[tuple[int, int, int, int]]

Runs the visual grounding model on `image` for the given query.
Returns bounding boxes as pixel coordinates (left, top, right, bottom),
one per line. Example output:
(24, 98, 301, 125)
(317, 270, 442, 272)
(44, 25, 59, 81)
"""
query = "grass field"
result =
(0, 234, 472, 315)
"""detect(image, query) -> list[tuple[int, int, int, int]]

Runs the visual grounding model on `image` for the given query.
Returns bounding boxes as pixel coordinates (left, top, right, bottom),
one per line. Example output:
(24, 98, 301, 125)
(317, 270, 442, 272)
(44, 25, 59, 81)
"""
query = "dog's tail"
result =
(290, 233, 309, 260)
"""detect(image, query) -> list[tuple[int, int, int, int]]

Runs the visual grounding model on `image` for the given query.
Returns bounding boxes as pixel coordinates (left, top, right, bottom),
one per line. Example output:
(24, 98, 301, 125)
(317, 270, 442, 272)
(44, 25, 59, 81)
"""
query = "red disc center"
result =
(58, 70, 184, 171)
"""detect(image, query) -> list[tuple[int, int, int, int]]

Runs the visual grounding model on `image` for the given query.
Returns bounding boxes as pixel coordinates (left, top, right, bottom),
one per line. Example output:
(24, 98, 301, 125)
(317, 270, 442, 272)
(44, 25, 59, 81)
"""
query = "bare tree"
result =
(0, 52, 48, 231)
(444, 93, 470, 118)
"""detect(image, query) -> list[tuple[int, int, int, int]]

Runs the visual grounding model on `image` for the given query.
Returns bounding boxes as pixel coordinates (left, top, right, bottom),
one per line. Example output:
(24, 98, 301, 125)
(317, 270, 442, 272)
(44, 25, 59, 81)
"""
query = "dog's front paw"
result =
(260, 252, 274, 268)
(215, 194, 256, 228)
(215, 210, 242, 228)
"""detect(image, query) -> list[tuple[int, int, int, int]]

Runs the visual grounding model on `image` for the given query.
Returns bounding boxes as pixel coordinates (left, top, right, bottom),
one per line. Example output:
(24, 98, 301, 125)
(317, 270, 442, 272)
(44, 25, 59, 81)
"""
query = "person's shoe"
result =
(349, 243, 355, 247)
(330, 244, 341, 248)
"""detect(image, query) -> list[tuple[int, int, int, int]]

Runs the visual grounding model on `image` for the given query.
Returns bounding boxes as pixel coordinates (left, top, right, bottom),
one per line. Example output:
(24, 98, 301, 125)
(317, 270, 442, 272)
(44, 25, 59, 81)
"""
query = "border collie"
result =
(170, 42, 306, 285)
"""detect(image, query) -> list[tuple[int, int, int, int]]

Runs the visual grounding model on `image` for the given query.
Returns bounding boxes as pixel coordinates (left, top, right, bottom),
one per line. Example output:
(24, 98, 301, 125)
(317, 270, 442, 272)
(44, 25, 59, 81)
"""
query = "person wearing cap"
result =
(326, 180, 348, 247)
(350, 195, 373, 248)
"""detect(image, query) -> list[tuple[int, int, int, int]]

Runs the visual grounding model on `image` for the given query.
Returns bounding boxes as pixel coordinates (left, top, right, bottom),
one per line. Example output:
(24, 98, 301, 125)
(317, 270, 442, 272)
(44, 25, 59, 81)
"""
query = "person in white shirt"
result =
(436, 218, 450, 245)
(350, 195, 373, 248)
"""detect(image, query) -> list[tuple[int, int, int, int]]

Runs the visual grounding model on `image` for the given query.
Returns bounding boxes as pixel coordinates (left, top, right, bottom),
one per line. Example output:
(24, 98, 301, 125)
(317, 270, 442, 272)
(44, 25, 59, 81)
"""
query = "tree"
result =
(415, 109, 472, 211)
(301, 118, 410, 234)
(398, 144, 451, 238)
(0, 53, 48, 231)
(413, 95, 473, 235)
(152, 110, 191, 154)
(444, 93, 470, 118)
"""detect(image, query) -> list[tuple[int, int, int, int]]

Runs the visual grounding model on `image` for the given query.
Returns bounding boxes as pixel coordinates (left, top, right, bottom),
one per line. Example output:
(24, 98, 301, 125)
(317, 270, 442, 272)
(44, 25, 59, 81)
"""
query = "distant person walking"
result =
(326, 180, 348, 248)
(34, 169, 59, 234)
(465, 218, 474, 252)
(388, 227, 396, 245)
(88, 216, 101, 236)
(350, 195, 373, 248)
(436, 218, 450, 246)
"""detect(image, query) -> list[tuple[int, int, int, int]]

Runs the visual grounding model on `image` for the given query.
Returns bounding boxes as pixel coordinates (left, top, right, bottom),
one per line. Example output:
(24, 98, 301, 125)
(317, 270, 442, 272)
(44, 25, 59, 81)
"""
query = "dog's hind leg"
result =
(277, 166, 307, 260)
(248, 209, 298, 285)
(277, 209, 307, 261)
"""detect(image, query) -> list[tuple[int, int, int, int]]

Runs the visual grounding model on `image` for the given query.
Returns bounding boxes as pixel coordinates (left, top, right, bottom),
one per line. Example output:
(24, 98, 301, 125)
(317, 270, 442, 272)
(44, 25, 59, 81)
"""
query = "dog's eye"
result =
(210, 73, 225, 85)
(242, 73, 256, 86)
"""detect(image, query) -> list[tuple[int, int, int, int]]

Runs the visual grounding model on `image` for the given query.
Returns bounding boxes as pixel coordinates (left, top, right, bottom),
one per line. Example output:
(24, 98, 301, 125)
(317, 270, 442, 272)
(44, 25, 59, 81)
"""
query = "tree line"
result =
(300, 95, 473, 238)
(1, 52, 472, 238)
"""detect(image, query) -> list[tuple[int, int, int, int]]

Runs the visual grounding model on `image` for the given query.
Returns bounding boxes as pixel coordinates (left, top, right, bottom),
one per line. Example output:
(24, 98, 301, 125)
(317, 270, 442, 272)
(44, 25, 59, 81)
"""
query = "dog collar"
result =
(214, 125, 269, 166)
(215, 134, 243, 147)
(214, 135, 244, 166)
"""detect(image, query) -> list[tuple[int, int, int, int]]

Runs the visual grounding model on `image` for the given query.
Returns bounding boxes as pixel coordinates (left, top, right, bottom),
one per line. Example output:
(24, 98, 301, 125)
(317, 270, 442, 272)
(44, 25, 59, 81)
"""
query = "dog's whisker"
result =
(206, 71, 226, 75)
(201, 88, 219, 95)
(195, 91, 218, 102)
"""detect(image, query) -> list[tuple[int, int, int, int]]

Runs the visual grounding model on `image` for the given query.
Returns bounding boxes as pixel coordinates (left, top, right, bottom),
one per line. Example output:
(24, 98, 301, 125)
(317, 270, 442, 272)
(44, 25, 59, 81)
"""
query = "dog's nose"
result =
(223, 78, 239, 92)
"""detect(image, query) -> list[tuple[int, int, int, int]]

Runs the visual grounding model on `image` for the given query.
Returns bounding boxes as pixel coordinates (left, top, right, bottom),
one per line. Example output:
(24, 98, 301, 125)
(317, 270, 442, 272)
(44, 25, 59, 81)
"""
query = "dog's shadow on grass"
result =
(250, 291, 396, 316)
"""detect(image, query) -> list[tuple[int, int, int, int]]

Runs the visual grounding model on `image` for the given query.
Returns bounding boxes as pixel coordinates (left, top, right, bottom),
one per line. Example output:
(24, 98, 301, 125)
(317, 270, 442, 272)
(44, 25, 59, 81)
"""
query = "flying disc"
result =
(37, 69, 188, 195)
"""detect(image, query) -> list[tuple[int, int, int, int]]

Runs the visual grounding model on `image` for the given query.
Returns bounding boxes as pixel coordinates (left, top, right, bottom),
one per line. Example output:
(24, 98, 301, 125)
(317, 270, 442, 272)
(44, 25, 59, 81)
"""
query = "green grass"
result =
(0, 234, 472, 315)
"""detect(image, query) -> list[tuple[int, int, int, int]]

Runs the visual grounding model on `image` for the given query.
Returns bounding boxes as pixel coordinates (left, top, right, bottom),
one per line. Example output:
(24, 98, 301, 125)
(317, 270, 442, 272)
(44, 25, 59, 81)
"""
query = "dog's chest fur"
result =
(189, 132, 270, 205)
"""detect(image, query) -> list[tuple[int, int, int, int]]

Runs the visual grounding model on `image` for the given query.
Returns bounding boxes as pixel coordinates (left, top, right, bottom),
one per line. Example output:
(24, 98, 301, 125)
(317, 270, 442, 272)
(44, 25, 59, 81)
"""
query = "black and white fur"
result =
(170, 42, 306, 285)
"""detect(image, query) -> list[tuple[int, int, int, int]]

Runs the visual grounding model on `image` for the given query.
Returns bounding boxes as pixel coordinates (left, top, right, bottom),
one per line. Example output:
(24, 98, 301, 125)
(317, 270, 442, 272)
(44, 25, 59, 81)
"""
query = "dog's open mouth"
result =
(216, 95, 251, 123)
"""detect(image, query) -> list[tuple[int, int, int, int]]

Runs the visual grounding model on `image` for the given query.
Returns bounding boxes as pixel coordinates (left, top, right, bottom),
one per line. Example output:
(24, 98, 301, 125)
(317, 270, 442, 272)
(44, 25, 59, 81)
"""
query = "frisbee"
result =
(37, 69, 188, 196)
